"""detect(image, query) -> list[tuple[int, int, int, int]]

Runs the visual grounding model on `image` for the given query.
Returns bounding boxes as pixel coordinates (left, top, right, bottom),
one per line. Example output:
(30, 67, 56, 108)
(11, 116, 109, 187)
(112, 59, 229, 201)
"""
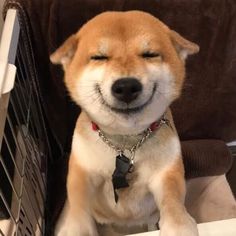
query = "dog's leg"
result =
(55, 154, 98, 236)
(149, 159, 198, 236)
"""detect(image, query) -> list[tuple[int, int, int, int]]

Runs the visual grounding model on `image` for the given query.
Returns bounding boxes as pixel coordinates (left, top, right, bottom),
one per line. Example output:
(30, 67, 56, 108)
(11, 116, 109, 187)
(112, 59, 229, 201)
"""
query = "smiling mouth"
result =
(96, 83, 157, 114)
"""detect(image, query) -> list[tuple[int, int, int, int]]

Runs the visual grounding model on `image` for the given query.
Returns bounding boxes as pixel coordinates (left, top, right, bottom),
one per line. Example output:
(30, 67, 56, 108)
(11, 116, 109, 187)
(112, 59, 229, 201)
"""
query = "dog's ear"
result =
(50, 34, 78, 67)
(170, 30, 199, 61)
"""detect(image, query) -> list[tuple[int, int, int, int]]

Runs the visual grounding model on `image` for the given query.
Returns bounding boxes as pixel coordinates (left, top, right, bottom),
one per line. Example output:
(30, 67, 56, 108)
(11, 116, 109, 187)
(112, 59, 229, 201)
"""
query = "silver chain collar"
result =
(96, 115, 171, 164)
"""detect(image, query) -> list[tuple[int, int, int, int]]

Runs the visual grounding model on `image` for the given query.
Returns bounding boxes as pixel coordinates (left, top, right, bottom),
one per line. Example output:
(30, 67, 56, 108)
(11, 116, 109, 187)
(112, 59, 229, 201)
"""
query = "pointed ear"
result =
(170, 30, 199, 61)
(50, 34, 78, 66)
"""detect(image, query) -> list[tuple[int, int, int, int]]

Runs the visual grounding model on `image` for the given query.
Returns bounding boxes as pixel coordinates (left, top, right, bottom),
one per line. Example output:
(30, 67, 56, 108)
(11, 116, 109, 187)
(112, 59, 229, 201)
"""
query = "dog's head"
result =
(51, 11, 199, 135)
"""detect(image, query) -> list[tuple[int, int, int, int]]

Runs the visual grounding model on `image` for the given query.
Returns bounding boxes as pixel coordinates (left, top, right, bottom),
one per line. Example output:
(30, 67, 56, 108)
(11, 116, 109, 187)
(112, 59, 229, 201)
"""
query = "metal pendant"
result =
(112, 154, 133, 202)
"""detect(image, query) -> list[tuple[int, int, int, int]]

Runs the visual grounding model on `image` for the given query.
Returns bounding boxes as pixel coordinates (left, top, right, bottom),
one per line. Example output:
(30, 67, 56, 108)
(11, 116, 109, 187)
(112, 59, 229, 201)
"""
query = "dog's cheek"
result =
(67, 66, 106, 106)
(163, 63, 184, 101)
(146, 63, 177, 102)
(166, 57, 186, 98)
(63, 68, 84, 105)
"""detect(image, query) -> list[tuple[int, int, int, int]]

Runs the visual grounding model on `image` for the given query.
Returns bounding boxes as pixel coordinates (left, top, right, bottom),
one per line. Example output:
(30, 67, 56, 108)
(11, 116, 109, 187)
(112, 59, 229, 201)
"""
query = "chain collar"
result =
(92, 114, 172, 164)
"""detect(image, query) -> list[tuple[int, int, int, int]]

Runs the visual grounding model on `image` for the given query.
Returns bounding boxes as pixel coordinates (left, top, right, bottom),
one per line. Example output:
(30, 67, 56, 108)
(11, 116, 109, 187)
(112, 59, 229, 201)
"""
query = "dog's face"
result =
(51, 11, 199, 134)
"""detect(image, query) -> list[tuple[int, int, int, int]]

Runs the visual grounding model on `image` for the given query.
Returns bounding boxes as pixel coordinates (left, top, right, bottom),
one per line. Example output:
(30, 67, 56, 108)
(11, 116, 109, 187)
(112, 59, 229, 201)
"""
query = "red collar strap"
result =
(92, 122, 99, 131)
(91, 115, 168, 132)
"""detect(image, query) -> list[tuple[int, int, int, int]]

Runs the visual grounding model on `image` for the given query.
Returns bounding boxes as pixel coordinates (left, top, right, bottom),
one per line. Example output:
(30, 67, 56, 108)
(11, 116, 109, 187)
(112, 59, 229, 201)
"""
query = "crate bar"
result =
(0, 9, 20, 148)
(15, 19, 52, 161)
(9, 96, 47, 190)
(0, 9, 20, 236)
(0, 191, 17, 224)
(0, 8, 49, 236)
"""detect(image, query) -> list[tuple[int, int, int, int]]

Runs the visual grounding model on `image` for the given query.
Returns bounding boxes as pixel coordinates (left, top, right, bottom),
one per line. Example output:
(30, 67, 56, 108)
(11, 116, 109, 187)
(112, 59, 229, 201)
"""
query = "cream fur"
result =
(51, 11, 199, 236)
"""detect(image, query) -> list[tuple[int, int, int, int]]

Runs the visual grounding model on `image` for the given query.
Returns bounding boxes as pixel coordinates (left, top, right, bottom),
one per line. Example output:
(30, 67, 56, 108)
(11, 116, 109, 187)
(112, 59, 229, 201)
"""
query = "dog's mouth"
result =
(96, 83, 157, 114)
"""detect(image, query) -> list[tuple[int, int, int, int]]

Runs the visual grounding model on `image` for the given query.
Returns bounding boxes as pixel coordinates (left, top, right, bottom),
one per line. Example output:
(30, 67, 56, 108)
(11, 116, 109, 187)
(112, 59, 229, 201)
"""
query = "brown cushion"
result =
(182, 139, 233, 179)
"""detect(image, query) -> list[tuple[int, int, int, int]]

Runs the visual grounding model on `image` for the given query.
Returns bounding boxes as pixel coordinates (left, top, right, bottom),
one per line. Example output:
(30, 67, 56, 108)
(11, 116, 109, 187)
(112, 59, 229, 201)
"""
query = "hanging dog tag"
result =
(112, 154, 133, 202)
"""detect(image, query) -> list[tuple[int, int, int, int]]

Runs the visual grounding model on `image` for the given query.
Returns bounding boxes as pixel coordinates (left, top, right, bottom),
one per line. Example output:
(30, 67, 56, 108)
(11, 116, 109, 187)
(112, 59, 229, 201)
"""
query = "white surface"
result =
(127, 218, 236, 236)
(0, 62, 16, 95)
(0, 219, 15, 235)
(0, 0, 5, 36)
(0, 9, 19, 63)
(0, 9, 19, 97)
(227, 140, 236, 146)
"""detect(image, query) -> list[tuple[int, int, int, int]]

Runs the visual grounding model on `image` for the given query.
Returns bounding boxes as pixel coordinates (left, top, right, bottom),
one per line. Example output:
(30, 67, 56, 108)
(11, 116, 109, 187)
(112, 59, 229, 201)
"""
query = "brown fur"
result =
(67, 154, 89, 217)
(51, 11, 198, 105)
(158, 160, 186, 219)
(51, 11, 199, 236)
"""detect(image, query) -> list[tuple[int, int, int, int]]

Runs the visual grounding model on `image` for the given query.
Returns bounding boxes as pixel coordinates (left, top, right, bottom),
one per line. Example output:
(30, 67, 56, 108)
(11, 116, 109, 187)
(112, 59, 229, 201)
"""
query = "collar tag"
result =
(112, 154, 133, 202)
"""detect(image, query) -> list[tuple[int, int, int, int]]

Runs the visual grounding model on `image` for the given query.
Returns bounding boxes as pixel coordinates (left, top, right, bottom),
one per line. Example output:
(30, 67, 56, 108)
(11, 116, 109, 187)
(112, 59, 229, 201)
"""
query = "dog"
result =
(50, 11, 199, 236)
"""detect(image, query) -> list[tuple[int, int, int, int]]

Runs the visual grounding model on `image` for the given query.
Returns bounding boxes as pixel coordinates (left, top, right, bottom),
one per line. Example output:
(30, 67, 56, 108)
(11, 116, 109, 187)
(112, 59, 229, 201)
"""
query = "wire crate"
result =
(0, 9, 51, 236)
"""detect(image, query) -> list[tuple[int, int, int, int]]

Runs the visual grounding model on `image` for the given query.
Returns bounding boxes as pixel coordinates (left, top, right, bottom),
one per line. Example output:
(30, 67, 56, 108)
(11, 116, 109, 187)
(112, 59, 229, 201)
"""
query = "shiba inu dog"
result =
(51, 11, 199, 236)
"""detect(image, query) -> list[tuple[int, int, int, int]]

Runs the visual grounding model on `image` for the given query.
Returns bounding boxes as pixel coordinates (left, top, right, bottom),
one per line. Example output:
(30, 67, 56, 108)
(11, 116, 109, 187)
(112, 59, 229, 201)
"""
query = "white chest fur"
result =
(72, 125, 180, 175)
(71, 124, 181, 225)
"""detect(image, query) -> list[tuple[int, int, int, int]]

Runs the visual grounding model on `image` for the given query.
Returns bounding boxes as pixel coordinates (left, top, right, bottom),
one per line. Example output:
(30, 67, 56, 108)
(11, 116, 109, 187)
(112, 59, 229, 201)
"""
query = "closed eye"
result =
(141, 52, 161, 58)
(90, 55, 109, 60)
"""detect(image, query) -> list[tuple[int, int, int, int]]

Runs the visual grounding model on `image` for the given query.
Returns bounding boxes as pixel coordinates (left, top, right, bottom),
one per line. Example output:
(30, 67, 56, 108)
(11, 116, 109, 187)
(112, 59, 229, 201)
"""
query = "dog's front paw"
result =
(54, 202, 98, 236)
(159, 212, 198, 236)
(55, 221, 98, 236)
(55, 213, 98, 236)
(55, 224, 84, 236)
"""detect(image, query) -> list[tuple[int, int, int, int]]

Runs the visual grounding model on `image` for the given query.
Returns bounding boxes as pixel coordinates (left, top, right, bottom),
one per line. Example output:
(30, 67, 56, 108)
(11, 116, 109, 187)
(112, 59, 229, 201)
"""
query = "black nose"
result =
(112, 78, 142, 103)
